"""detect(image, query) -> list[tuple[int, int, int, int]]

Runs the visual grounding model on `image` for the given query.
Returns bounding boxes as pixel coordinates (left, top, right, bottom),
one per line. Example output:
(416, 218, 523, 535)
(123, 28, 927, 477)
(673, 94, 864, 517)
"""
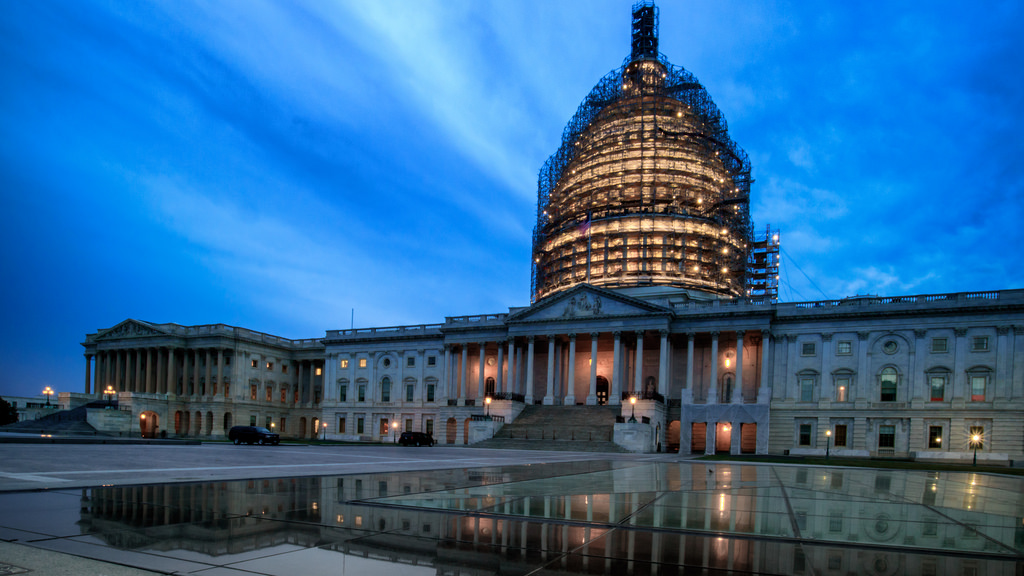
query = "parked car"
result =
(228, 426, 280, 445)
(398, 431, 434, 446)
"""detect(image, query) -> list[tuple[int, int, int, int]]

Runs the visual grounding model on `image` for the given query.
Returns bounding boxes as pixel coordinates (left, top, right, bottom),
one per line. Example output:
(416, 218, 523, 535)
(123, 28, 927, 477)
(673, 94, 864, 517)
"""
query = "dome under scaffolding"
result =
(530, 1, 777, 303)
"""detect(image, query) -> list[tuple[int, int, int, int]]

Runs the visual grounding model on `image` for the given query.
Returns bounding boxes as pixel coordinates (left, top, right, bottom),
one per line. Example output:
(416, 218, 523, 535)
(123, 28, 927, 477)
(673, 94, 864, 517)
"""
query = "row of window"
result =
(800, 335, 991, 357)
(249, 359, 323, 376)
(798, 423, 986, 451)
(796, 368, 990, 403)
(336, 416, 435, 437)
(339, 356, 438, 369)
(338, 380, 437, 403)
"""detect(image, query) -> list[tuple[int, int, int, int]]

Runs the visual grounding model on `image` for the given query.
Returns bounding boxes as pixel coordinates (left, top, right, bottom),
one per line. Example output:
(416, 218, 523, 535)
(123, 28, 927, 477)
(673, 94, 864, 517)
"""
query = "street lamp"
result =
(322, 422, 328, 440)
(104, 385, 115, 408)
(825, 429, 832, 459)
(485, 396, 492, 419)
(970, 433, 982, 466)
(43, 386, 54, 407)
(628, 396, 637, 423)
(392, 420, 399, 444)
(140, 413, 146, 438)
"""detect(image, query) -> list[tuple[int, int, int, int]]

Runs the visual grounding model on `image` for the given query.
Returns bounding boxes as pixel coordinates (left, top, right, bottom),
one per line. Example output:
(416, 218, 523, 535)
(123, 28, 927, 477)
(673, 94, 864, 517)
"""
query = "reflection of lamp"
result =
(825, 429, 832, 459)
(970, 433, 982, 466)
(485, 396, 492, 418)
(43, 386, 54, 406)
(628, 396, 637, 423)
(104, 385, 115, 408)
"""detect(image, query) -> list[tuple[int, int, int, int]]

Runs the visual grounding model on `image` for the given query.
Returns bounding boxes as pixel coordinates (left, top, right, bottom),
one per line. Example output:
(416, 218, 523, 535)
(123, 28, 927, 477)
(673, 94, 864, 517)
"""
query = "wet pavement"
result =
(0, 443, 1022, 574)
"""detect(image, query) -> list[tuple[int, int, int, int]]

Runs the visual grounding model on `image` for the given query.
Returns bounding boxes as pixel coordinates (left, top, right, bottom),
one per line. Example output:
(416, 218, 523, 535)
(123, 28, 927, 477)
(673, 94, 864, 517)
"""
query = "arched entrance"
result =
(446, 417, 457, 444)
(596, 376, 609, 405)
(139, 411, 159, 438)
(485, 377, 495, 397)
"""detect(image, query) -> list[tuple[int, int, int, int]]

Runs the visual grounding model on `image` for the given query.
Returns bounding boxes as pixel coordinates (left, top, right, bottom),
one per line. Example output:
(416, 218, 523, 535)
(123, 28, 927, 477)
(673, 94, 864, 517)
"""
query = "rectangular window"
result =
(928, 426, 943, 449)
(340, 359, 349, 369)
(834, 424, 848, 447)
(381, 383, 390, 402)
(282, 365, 288, 374)
(971, 336, 989, 352)
(281, 388, 286, 403)
(405, 418, 412, 432)
(266, 387, 272, 402)
(315, 367, 322, 376)
(280, 417, 285, 433)
(407, 357, 415, 367)
(969, 425, 984, 450)
(798, 424, 812, 446)
(356, 418, 364, 434)
(970, 376, 986, 401)
(266, 362, 273, 370)
(358, 385, 366, 402)
(249, 415, 257, 426)
(425, 419, 433, 436)
(406, 384, 415, 402)
(427, 384, 435, 402)
(800, 378, 814, 402)
(250, 384, 257, 400)
(836, 341, 852, 355)
(265, 416, 272, 429)
(930, 376, 946, 401)
(379, 419, 388, 436)
(251, 359, 258, 368)
(801, 342, 816, 356)
(339, 385, 347, 402)
(931, 338, 947, 353)
(359, 358, 367, 368)
(835, 377, 849, 402)
(828, 511, 843, 533)
(427, 356, 436, 366)
(878, 425, 895, 448)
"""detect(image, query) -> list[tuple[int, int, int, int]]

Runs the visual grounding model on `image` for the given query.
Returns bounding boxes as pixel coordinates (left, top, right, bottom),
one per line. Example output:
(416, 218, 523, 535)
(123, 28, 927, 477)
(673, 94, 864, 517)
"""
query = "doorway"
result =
(715, 422, 732, 454)
(596, 376, 609, 405)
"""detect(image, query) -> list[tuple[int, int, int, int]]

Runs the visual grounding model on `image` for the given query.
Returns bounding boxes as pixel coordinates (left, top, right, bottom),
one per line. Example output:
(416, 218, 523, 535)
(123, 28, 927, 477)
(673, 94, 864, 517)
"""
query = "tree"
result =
(0, 397, 18, 426)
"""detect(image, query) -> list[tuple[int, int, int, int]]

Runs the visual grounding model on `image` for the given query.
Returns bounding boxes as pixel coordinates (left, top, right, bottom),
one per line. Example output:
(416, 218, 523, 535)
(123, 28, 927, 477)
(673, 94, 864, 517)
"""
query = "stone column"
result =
(216, 348, 224, 396)
(682, 333, 695, 403)
(733, 332, 745, 404)
(114, 350, 122, 392)
(508, 341, 517, 396)
(634, 331, 645, 394)
(545, 337, 556, 404)
(996, 326, 1011, 400)
(658, 330, 669, 398)
(475, 342, 485, 398)
(611, 332, 622, 405)
(496, 341, 504, 394)
(587, 332, 599, 404)
(952, 328, 967, 406)
(443, 344, 452, 399)
(84, 354, 93, 394)
(156, 349, 165, 394)
(565, 334, 577, 405)
(857, 332, 871, 402)
(460, 345, 469, 402)
(167, 348, 177, 395)
(205, 349, 212, 396)
(758, 331, 771, 403)
(525, 336, 536, 405)
(192, 349, 201, 396)
(134, 349, 143, 393)
(708, 332, 719, 404)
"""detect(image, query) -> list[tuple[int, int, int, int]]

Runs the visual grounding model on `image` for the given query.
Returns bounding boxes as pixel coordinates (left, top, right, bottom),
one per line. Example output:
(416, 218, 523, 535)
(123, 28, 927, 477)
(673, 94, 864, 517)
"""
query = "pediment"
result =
(507, 285, 671, 324)
(95, 319, 169, 340)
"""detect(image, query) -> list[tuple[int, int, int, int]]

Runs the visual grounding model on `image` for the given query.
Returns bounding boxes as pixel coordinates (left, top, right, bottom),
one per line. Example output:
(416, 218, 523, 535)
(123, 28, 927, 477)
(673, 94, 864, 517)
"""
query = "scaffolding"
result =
(531, 1, 760, 303)
(747, 226, 780, 301)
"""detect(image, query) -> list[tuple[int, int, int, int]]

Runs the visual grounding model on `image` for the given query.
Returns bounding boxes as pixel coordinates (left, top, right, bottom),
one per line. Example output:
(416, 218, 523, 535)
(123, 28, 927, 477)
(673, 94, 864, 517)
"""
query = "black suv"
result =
(398, 431, 434, 446)
(228, 426, 280, 445)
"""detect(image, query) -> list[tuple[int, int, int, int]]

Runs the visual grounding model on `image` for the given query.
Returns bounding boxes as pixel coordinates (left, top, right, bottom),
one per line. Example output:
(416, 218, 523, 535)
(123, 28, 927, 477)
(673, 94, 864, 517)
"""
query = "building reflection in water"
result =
(77, 461, 1024, 575)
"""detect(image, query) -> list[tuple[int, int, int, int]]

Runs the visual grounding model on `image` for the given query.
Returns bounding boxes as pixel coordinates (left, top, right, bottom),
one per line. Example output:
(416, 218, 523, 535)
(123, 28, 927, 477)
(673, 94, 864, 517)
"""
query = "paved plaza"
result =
(0, 441, 1022, 574)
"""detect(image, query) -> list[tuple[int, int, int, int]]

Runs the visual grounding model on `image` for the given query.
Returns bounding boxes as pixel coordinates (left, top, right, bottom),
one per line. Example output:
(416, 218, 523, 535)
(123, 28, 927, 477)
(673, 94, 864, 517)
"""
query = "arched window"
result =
(381, 376, 391, 402)
(880, 367, 898, 402)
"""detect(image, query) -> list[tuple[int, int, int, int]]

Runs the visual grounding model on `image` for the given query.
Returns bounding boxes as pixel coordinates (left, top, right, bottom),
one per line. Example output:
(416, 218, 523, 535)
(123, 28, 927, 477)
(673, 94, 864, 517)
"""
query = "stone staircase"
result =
(474, 405, 628, 452)
(0, 402, 104, 436)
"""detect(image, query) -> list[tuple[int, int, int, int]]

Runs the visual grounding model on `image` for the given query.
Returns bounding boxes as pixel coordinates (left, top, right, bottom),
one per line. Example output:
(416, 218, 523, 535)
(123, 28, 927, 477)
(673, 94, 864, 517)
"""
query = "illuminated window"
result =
(971, 336, 989, 352)
(315, 367, 322, 376)
(880, 368, 898, 402)
(928, 426, 943, 449)
(340, 359, 349, 369)
(834, 374, 851, 402)
(359, 358, 367, 368)
(251, 359, 258, 368)
(266, 361, 273, 370)
(250, 384, 257, 400)
(931, 338, 947, 353)
(836, 341, 852, 355)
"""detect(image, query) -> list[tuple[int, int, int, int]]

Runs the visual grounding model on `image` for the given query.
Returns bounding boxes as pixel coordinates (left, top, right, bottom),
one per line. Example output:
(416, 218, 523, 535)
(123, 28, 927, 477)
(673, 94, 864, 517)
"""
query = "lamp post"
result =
(322, 422, 327, 440)
(104, 385, 115, 409)
(825, 429, 831, 459)
(43, 386, 53, 407)
(485, 396, 492, 419)
(628, 396, 637, 423)
(971, 433, 981, 466)
(140, 413, 146, 438)
(392, 420, 399, 444)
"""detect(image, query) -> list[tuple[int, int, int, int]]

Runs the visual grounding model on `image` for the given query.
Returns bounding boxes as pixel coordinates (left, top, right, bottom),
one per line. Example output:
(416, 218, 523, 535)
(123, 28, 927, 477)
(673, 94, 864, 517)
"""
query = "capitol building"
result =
(71, 3, 1024, 463)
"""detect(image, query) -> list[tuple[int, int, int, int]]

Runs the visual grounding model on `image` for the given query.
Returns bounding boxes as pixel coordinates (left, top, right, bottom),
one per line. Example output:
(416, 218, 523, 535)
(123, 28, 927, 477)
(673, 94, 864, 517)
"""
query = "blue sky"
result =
(2, 1, 1022, 400)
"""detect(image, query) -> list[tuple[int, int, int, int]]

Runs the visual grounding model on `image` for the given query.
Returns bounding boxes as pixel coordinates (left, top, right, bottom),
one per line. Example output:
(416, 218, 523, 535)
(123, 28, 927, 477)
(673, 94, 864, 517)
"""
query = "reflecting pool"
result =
(1, 460, 1022, 575)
